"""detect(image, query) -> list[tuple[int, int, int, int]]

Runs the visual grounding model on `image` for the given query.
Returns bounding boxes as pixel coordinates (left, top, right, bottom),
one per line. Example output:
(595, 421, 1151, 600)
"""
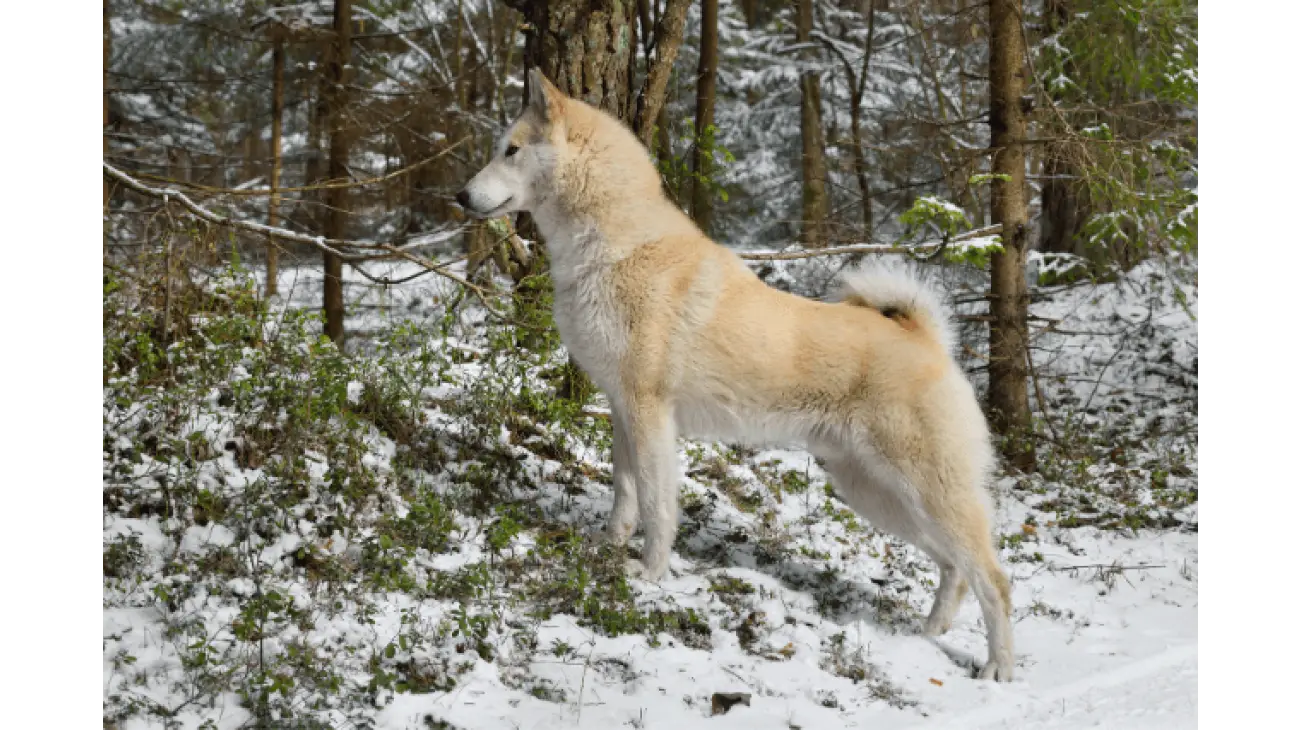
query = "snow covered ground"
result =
(104, 256, 1197, 729)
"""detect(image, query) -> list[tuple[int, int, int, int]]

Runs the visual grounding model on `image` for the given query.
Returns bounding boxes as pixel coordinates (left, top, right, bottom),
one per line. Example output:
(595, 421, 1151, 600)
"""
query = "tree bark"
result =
(796, 0, 829, 248)
(689, 0, 718, 233)
(629, 0, 691, 145)
(266, 32, 285, 299)
(323, 0, 352, 346)
(987, 0, 1035, 470)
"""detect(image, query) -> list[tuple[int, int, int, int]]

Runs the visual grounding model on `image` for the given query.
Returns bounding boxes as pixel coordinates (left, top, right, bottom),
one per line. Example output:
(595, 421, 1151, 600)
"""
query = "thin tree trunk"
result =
(323, 0, 352, 346)
(305, 70, 326, 232)
(796, 0, 829, 248)
(656, 103, 677, 204)
(987, 0, 1035, 470)
(99, 0, 109, 322)
(689, 0, 718, 233)
(266, 33, 285, 298)
(104, 0, 111, 214)
(629, 0, 691, 144)
(851, 1, 876, 240)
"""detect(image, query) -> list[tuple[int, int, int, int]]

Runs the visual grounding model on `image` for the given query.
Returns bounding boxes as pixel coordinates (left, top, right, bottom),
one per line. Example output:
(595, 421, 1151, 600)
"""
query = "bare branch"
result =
(133, 136, 471, 198)
(737, 224, 1002, 262)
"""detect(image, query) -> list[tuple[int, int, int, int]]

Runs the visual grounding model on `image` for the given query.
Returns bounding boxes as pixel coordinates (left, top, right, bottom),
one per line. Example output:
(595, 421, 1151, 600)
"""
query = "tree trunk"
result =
(632, 0, 692, 145)
(987, 0, 1035, 470)
(1037, 0, 1089, 259)
(266, 33, 285, 299)
(796, 0, 829, 248)
(104, 0, 111, 214)
(851, 1, 876, 240)
(323, 0, 352, 346)
(305, 67, 326, 233)
(656, 103, 678, 204)
(99, 0, 109, 315)
(689, 0, 718, 233)
(1038, 151, 1088, 256)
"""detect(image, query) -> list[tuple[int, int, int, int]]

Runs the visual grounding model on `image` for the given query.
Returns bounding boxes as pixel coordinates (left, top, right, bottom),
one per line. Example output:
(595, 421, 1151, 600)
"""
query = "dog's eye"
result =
(505, 144, 520, 158)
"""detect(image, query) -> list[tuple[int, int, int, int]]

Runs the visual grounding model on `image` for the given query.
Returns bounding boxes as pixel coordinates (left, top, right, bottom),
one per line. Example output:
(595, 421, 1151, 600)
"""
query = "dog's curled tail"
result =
(837, 261, 956, 354)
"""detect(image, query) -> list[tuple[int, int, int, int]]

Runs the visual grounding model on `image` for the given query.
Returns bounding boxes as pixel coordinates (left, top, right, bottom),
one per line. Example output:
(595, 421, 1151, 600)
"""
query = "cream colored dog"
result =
(457, 70, 1015, 681)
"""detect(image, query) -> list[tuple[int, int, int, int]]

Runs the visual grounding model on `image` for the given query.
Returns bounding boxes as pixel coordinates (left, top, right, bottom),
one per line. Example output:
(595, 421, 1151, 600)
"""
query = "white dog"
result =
(458, 70, 1015, 681)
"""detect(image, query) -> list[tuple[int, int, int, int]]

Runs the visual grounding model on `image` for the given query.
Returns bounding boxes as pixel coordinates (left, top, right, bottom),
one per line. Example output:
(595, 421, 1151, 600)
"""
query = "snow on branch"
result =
(737, 225, 1003, 262)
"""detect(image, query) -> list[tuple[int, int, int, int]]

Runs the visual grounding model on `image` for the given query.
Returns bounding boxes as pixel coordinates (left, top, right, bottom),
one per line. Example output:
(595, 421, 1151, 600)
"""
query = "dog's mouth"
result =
(465, 197, 514, 220)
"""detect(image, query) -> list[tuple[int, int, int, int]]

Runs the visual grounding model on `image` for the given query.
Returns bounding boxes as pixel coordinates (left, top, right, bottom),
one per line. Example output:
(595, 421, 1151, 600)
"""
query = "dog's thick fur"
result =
(458, 70, 1015, 681)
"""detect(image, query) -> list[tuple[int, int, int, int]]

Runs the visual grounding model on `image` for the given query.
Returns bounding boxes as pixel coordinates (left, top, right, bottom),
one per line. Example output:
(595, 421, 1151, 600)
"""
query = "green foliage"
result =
(656, 122, 736, 207)
(899, 195, 969, 239)
(897, 195, 1004, 268)
(1038, 0, 1198, 264)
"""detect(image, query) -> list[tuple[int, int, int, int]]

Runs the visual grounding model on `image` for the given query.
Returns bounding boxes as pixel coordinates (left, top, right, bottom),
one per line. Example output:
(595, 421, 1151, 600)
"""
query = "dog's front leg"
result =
(624, 401, 678, 581)
(604, 406, 639, 544)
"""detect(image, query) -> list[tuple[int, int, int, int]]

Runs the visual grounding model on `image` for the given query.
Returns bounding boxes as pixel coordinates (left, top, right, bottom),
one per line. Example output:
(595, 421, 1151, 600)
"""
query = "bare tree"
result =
(796, 0, 829, 247)
(104, 0, 111, 214)
(690, 0, 719, 233)
(821, 0, 877, 241)
(323, 0, 352, 345)
(265, 20, 286, 299)
(987, 0, 1035, 469)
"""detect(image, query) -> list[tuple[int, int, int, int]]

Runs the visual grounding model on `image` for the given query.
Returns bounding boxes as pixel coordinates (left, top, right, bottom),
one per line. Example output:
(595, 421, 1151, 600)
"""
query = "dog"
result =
(457, 69, 1015, 681)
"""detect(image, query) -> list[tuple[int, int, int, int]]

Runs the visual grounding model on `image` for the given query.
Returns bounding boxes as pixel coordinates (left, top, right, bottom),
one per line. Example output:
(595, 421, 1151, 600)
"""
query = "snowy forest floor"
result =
(103, 253, 1197, 729)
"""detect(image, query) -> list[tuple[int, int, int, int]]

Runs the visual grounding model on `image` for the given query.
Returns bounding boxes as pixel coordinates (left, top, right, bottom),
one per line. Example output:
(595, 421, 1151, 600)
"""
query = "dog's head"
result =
(456, 69, 569, 219)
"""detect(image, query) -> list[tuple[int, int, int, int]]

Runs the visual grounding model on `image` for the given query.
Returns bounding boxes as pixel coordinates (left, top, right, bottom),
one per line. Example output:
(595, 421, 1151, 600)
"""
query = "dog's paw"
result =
(922, 615, 953, 637)
(977, 658, 1014, 682)
(596, 526, 632, 547)
(623, 558, 668, 582)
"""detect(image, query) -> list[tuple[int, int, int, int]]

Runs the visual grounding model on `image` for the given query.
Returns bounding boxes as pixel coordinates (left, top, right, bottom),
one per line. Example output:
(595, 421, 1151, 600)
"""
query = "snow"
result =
(104, 257, 1197, 729)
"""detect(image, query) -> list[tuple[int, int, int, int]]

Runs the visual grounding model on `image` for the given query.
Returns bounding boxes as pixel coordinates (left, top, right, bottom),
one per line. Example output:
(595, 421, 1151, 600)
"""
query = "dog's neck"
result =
(529, 199, 609, 276)
(530, 186, 694, 271)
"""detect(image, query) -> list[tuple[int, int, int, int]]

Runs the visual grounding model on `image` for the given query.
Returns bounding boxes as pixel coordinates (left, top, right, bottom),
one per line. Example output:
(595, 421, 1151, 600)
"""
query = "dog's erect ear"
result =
(527, 68, 564, 122)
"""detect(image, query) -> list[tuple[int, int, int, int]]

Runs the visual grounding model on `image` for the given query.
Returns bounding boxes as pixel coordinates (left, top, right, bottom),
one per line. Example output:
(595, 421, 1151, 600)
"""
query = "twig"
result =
(1026, 346, 1059, 442)
(1044, 563, 1165, 572)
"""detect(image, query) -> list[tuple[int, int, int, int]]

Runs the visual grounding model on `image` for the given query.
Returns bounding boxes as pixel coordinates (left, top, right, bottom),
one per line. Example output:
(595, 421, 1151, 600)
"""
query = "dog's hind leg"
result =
(624, 402, 679, 581)
(604, 408, 640, 544)
(924, 563, 968, 637)
(824, 455, 962, 631)
(826, 453, 1012, 679)
(924, 493, 1015, 681)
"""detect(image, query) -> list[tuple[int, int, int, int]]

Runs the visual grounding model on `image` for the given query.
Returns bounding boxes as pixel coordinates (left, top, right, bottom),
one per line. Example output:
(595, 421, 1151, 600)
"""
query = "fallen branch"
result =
(1044, 563, 1166, 572)
(737, 224, 1002, 262)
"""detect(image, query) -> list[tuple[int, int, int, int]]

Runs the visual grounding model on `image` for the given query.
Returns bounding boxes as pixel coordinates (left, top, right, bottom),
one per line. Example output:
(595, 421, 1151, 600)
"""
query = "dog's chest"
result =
(550, 261, 626, 395)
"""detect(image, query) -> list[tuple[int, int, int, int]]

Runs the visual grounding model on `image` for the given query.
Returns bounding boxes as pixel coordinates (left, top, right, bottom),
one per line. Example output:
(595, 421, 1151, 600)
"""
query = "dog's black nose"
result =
(455, 189, 470, 209)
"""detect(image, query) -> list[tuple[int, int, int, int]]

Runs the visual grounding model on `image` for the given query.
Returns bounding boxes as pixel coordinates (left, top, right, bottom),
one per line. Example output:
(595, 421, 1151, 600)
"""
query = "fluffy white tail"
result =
(837, 260, 956, 354)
